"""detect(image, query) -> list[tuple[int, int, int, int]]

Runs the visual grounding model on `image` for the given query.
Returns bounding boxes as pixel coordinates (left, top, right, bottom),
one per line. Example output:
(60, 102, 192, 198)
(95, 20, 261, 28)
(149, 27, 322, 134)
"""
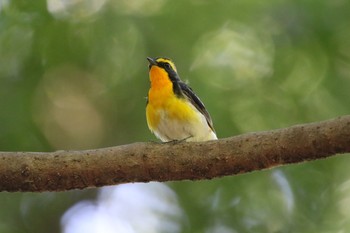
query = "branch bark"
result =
(1, 115, 350, 192)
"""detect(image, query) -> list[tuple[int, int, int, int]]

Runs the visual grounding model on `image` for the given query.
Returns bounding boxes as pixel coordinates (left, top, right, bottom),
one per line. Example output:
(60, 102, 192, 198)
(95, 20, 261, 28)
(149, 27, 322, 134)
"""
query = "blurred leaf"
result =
(1, 0, 350, 232)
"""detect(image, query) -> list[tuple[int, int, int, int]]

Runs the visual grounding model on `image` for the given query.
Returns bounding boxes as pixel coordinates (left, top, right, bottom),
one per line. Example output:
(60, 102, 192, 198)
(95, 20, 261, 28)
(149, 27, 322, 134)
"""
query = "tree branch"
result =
(1, 115, 349, 192)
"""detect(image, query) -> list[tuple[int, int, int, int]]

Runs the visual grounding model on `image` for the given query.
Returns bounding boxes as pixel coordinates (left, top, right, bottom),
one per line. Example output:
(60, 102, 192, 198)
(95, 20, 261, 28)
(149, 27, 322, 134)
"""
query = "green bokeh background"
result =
(1, 0, 350, 232)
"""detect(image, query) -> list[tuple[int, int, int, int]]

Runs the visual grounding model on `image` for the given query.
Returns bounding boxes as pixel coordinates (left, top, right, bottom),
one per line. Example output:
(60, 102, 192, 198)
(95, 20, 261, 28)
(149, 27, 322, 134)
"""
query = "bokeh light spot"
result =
(61, 183, 183, 233)
(111, 0, 166, 16)
(47, 0, 106, 20)
(32, 65, 106, 149)
(192, 22, 274, 88)
(0, 25, 33, 79)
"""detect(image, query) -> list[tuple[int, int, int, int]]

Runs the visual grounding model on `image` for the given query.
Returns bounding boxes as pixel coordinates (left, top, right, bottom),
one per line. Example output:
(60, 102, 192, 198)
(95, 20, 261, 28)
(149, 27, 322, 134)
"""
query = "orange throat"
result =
(148, 66, 173, 103)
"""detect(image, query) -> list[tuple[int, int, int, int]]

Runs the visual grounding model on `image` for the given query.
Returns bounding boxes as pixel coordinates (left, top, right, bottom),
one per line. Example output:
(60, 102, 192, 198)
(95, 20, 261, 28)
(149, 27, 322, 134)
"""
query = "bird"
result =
(146, 57, 217, 142)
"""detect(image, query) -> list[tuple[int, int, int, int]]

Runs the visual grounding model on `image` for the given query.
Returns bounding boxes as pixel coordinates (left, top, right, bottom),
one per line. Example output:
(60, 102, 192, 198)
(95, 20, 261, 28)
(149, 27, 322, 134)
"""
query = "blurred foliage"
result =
(1, 0, 350, 232)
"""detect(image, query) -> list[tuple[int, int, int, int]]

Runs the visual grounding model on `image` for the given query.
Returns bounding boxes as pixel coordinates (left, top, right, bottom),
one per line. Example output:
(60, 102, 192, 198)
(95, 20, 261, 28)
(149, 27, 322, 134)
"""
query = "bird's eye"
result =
(164, 63, 171, 69)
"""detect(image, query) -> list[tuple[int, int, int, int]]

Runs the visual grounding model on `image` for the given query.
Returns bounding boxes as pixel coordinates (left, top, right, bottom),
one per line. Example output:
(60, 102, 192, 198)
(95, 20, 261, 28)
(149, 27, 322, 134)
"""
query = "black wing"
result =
(178, 82, 215, 132)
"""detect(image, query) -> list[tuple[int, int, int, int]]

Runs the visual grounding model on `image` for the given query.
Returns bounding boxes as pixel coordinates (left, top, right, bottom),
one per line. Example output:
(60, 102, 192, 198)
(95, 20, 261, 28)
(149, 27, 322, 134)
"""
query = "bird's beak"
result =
(147, 57, 157, 66)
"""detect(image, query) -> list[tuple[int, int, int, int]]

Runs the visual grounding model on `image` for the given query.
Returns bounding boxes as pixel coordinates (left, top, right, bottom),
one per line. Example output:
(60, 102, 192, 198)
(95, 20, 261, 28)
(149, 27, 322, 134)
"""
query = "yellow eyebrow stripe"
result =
(156, 58, 177, 72)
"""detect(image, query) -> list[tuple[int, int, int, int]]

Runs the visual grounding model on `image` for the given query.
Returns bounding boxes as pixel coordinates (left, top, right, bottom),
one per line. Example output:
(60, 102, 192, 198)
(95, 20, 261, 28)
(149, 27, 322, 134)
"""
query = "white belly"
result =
(152, 108, 217, 142)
